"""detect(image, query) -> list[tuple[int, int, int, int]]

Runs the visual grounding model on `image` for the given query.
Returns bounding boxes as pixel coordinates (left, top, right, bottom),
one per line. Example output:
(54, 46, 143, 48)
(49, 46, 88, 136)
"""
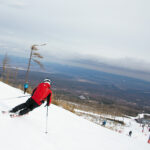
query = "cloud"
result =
(0, 0, 28, 9)
(46, 54, 150, 81)
(0, 0, 27, 8)
(43, 50, 150, 73)
(0, 0, 150, 80)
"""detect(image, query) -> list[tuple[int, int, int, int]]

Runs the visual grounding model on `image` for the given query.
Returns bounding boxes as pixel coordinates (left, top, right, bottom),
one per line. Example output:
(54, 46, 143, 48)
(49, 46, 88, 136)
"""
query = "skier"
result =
(102, 120, 107, 126)
(142, 124, 145, 132)
(24, 82, 29, 94)
(9, 78, 52, 117)
(148, 134, 150, 144)
(129, 131, 132, 137)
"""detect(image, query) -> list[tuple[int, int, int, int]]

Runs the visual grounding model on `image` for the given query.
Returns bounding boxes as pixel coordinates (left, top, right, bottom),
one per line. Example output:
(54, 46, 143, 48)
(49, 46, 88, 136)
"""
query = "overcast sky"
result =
(0, 0, 150, 75)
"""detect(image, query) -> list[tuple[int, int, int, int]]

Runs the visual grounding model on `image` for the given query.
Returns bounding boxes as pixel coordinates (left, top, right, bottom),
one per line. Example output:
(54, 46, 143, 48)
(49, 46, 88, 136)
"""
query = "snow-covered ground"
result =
(75, 109, 150, 142)
(0, 81, 149, 150)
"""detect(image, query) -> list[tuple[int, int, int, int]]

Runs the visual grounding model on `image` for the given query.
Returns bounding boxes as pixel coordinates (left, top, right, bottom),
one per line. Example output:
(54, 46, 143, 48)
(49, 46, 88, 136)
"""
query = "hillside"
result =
(0, 81, 149, 150)
(1, 62, 150, 115)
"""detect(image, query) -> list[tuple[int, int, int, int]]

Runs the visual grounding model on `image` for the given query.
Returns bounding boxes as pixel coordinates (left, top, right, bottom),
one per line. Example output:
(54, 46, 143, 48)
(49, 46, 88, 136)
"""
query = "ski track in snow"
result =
(0, 81, 149, 150)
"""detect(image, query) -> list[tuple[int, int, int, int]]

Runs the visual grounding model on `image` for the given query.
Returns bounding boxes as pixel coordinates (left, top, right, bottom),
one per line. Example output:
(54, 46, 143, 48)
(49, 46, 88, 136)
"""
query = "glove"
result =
(41, 100, 45, 104)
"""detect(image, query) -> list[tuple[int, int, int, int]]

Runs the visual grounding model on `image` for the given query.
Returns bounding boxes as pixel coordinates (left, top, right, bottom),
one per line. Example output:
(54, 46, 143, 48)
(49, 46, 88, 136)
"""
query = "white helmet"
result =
(43, 78, 52, 85)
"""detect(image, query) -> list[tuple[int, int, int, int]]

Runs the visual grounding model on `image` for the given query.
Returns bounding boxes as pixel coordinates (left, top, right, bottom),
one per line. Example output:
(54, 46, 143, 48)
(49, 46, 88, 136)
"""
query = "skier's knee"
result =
(19, 108, 31, 115)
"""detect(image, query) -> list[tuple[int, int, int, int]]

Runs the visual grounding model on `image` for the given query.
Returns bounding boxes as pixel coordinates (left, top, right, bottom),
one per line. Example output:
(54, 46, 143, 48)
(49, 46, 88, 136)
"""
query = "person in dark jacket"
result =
(102, 120, 107, 126)
(129, 131, 132, 137)
(9, 79, 52, 116)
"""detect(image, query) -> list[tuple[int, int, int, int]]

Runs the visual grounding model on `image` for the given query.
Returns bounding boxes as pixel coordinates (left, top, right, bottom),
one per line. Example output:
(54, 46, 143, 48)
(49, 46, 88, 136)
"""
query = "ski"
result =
(2, 111, 19, 118)
(10, 114, 20, 118)
(2, 110, 29, 118)
(1, 110, 9, 114)
(10, 113, 29, 118)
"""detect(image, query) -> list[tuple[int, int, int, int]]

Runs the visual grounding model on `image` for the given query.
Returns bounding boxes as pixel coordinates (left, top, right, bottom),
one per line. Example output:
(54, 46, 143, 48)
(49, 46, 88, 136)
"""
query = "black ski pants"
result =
(10, 98, 39, 115)
(24, 88, 27, 94)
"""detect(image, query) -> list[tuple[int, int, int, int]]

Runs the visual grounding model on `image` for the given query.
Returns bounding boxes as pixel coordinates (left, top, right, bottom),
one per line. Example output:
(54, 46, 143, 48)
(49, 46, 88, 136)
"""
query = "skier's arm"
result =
(46, 93, 52, 106)
(31, 88, 37, 96)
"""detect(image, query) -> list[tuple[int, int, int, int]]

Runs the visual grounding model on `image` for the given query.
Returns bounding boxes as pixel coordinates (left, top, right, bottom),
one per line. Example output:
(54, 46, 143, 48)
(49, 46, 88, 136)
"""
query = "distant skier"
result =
(148, 135, 150, 144)
(129, 131, 132, 137)
(24, 82, 29, 94)
(142, 124, 145, 132)
(102, 120, 107, 126)
(9, 79, 52, 117)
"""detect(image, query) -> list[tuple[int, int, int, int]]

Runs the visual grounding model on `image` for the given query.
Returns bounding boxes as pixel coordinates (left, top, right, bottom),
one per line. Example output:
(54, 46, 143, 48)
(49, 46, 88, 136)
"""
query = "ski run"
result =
(0, 81, 149, 150)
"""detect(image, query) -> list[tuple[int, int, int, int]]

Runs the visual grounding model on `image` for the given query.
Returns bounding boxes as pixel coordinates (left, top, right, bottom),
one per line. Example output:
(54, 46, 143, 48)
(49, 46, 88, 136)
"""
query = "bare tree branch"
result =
(25, 44, 45, 82)
(32, 59, 44, 70)
(2, 53, 9, 77)
(31, 45, 38, 50)
(32, 52, 43, 59)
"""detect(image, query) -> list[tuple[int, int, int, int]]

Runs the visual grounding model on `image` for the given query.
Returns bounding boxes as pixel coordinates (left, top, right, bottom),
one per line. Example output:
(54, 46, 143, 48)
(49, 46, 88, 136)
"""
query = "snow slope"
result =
(75, 109, 150, 142)
(0, 82, 149, 150)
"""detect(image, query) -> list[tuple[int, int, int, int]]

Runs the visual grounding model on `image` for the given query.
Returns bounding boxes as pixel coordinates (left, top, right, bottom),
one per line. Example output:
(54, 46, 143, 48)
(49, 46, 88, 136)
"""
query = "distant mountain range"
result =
(1, 54, 150, 82)
(0, 54, 150, 114)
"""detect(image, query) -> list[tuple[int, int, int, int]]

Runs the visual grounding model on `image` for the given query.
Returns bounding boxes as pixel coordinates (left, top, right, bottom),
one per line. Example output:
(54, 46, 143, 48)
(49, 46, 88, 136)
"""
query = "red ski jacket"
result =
(31, 83, 52, 106)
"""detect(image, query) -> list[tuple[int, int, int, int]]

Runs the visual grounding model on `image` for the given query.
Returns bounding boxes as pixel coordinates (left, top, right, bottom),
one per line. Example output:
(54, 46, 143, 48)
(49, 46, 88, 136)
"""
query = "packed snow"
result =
(0, 81, 149, 150)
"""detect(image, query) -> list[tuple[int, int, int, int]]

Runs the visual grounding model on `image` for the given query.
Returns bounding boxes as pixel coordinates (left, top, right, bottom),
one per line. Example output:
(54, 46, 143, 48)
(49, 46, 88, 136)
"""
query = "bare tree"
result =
(2, 53, 9, 79)
(25, 44, 46, 82)
(6, 67, 10, 83)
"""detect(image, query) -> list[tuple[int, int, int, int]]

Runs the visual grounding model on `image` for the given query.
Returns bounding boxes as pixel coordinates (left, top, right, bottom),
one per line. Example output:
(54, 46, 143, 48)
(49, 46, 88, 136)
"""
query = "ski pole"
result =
(0, 95, 30, 101)
(45, 106, 49, 134)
